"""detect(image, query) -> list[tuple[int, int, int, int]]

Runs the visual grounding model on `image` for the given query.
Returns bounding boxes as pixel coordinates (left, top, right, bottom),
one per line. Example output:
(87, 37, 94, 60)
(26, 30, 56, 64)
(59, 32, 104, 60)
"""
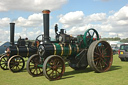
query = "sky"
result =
(0, 0, 128, 42)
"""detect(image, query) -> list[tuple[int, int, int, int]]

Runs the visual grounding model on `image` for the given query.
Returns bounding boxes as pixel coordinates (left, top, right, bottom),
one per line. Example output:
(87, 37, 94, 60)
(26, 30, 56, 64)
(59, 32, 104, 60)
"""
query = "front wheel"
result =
(8, 55, 25, 72)
(43, 55, 65, 81)
(26, 54, 43, 77)
(87, 40, 113, 72)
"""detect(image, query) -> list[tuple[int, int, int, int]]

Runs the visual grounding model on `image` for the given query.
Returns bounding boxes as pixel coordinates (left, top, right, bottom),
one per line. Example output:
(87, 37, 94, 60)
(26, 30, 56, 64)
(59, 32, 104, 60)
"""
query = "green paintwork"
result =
(37, 65, 43, 67)
(83, 28, 99, 48)
(54, 43, 61, 55)
(53, 43, 79, 57)
(49, 28, 99, 57)
(63, 45, 69, 56)
(70, 44, 78, 56)
(77, 35, 85, 49)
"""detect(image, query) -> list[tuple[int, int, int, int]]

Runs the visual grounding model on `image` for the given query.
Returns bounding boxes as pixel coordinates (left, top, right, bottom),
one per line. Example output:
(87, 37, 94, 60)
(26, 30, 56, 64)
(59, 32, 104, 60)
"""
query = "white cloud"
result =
(0, 13, 44, 41)
(59, 5, 128, 39)
(59, 11, 107, 29)
(109, 10, 115, 14)
(59, 11, 84, 28)
(0, 0, 67, 12)
(0, 18, 11, 28)
(0, 29, 9, 42)
(1, 5, 128, 42)
(0, 12, 56, 41)
(85, 13, 106, 22)
(15, 13, 43, 28)
(109, 32, 117, 36)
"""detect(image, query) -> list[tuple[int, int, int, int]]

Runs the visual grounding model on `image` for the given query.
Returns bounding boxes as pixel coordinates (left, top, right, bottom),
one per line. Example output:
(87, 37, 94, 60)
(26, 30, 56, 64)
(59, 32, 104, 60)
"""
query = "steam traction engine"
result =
(26, 10, 113, 80)
(0, 23, 39, 72)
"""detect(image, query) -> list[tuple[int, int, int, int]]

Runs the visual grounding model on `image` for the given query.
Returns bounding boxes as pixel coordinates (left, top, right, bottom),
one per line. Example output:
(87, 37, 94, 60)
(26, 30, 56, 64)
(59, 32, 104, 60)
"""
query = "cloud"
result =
(1, 5, 128, 42)
(0, 0, 67, 12)
(15, 13, 43, 28)
(0, 12, 56, 42)
(59, 11, 107, 29)
(59, 5, 128, 38)
(85, 13, 106, 22)
(0, 17, 11, 28)
(59, 11, 84, 28)
(0, 29, 10, 42)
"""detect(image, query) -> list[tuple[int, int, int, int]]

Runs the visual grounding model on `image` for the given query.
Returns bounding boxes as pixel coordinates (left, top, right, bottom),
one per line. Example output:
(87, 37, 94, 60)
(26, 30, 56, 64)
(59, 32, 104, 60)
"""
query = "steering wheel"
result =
(83, 28, 99, 48)
(35, 34, 43, 47)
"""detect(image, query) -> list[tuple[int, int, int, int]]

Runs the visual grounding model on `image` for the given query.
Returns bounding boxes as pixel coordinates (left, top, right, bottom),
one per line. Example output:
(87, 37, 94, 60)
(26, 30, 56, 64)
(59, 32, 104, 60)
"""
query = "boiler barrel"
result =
(44, 43, 80, 57)
(8, 46, 37, 57)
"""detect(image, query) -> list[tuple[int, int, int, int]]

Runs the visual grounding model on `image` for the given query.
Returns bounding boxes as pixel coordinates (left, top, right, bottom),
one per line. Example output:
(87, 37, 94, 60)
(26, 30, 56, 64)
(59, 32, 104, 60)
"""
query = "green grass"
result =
(0, 55, 128, 85)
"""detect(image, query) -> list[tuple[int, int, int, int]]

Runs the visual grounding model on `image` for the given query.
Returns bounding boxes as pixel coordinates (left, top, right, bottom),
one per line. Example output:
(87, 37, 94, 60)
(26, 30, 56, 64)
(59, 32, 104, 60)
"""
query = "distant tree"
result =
(120, 38, 128, 43)
(101, 37, 121, 41)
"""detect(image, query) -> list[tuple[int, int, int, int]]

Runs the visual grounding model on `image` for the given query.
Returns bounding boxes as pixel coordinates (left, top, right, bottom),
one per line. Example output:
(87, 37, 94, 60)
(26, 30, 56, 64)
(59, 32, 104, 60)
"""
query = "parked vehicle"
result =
(112, 46, 119, 55)
(118, 44, 128, 61)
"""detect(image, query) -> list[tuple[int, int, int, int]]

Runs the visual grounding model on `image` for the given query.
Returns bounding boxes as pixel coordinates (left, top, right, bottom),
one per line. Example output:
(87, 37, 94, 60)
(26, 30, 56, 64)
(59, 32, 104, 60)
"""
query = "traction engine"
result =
(26, 10, 113, 81)
(0, 23, 39, 72)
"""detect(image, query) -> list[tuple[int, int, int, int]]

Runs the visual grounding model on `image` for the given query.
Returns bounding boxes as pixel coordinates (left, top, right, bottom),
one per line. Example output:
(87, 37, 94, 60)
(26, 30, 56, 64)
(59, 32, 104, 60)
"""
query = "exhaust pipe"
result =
(42, 10, 50, 43)
(10, 23, 15, 45)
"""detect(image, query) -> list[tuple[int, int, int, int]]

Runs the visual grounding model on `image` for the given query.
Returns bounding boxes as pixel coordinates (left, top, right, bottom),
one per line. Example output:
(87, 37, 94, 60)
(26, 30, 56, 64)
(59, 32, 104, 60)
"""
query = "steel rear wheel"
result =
(8, 55, 25, 72)
(43, 55, 65, 81)
(26, 54, 43, 77)
(0, 55, 9, 70)
(87, 40, 113, 72)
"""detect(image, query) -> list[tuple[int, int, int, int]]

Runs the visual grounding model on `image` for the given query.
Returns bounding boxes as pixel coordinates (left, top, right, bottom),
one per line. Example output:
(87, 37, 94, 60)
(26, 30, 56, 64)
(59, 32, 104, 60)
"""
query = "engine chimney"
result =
(42, 10, 50, 43)
(10, 23, 15, 45)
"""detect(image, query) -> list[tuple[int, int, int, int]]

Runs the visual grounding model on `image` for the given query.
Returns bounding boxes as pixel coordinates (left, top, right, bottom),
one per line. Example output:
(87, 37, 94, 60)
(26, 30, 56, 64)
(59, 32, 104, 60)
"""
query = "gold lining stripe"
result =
(52, 43, 56, 55)
(59, 43, 63, 56)
(69, 44, 72, 55)
(16, 46, 19, 55)
(76, 44, 79, 53)
(26, 46, 29, 57)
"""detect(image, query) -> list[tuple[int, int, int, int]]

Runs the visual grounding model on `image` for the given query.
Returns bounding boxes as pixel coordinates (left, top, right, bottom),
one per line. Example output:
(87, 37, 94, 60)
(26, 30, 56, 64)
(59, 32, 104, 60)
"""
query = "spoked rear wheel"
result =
(87, 40, 113, 72)
(0, 54, 9, 70)
(26, 54, 43, 77)
(43, 55, 65, 81)
(8, 55, 25, 72)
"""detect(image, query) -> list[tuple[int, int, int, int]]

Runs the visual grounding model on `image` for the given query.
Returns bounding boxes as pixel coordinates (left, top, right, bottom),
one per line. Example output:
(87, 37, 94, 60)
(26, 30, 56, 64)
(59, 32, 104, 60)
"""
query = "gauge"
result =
(59, 36, 63, 42)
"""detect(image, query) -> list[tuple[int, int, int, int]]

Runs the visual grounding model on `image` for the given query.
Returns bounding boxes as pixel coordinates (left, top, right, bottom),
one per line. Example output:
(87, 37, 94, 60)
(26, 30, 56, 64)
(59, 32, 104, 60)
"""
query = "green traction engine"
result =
(26, 10, 113, 80)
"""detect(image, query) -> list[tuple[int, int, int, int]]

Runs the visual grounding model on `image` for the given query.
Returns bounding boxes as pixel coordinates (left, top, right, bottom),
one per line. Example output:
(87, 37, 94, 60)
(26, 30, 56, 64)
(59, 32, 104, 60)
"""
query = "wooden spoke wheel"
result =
(26, 54, 43, 77)
(0, 54, 9, 70)
(87, 40, 113, 72)
(43, 55, 65, 81)
(8, 55, 25, 73)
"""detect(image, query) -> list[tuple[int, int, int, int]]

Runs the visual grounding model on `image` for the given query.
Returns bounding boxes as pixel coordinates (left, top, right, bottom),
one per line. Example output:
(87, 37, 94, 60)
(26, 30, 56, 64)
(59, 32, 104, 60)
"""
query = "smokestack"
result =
(42, 10, 50, 43)
(10, 23, 15, 45)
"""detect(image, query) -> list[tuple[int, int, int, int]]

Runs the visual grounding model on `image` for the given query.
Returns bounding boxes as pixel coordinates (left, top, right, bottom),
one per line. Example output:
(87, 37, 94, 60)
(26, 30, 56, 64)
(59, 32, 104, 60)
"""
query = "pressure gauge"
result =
(59, 36, 63, 42)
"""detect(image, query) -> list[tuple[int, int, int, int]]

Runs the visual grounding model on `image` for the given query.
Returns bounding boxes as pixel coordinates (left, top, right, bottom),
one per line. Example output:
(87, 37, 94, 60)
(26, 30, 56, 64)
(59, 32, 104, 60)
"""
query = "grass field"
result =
(0, 54, 128, 85)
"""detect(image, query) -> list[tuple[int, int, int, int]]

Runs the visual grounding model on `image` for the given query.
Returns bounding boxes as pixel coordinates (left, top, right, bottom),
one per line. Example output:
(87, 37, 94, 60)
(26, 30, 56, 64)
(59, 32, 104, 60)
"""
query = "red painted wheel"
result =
(43, 55, 65, 81)
(87, 40, 113, 72)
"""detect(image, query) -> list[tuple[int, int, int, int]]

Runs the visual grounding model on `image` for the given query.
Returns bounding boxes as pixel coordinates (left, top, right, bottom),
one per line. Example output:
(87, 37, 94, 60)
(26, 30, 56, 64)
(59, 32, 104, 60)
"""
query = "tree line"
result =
(101, 37, 128, 43)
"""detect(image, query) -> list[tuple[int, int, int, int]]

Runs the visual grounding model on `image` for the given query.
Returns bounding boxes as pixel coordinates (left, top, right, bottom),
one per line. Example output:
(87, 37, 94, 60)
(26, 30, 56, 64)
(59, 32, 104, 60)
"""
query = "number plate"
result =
(120, 52, 123, 54)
